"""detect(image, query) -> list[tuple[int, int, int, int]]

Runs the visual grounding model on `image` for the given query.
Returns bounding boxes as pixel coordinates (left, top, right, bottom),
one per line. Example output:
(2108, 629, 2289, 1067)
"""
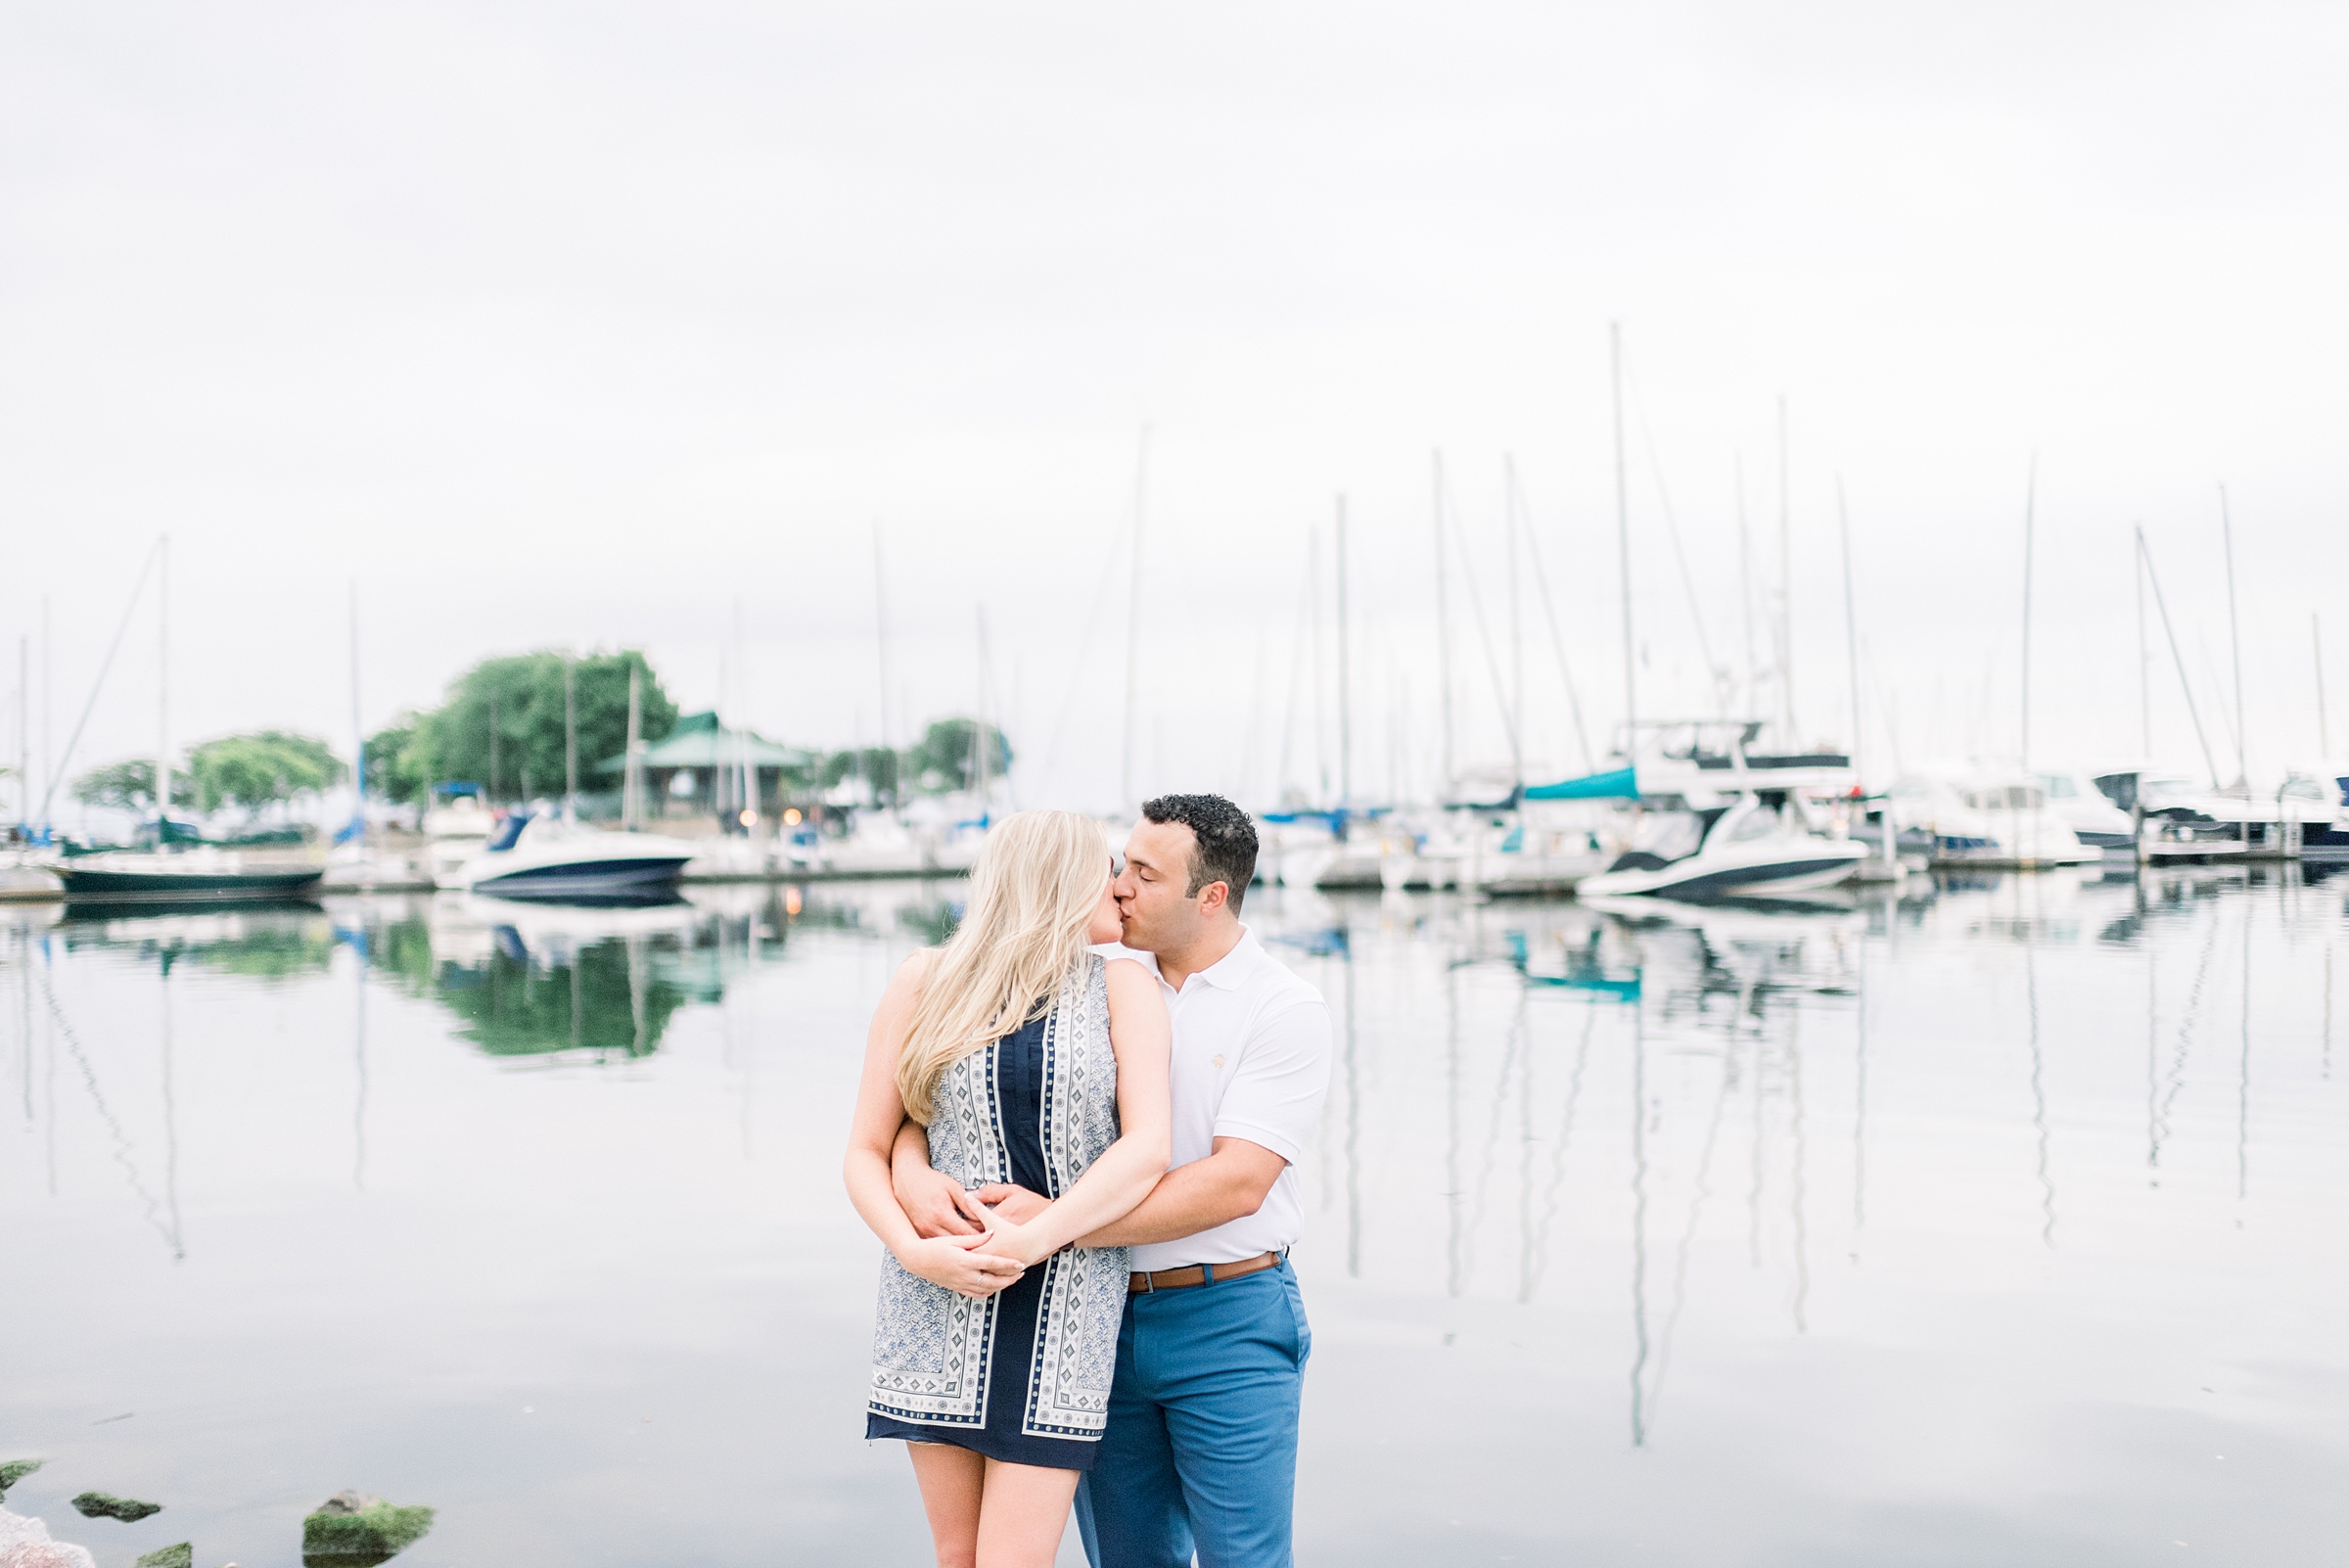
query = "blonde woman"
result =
(845, 809, 1172, 1568)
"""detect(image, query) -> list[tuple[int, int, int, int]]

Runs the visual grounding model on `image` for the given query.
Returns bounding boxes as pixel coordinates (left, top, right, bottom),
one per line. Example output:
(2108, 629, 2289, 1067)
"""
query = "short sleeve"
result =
(1213, 993, 1334, 1165)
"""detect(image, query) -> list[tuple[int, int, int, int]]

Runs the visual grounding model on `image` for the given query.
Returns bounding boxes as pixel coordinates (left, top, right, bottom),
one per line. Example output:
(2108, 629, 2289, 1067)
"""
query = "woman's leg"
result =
(906, 1442, 988, 1568)
(975, 1457, 1082, 1568)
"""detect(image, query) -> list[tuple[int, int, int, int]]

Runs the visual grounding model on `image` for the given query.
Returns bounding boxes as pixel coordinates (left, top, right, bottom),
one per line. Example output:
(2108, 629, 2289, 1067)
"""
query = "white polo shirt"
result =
(1111, 926, 1334, 1272)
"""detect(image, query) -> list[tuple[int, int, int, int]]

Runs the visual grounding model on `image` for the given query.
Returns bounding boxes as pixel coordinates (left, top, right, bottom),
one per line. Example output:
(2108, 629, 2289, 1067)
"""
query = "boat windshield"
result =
(2034, 773, 2078, 800)
(1725, 803, 1784, 842)
(486, 810, 531, 853)
(1627, 810, 1704, 862)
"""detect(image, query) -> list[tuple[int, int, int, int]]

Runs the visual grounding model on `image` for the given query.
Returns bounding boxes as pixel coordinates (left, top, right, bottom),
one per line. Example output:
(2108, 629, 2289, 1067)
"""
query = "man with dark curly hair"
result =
(895, 792, 1334, 1567)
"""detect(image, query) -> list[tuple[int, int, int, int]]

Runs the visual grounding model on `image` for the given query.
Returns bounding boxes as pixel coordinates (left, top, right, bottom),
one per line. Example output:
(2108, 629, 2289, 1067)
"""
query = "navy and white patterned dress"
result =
(865, 954, 1128, 1468)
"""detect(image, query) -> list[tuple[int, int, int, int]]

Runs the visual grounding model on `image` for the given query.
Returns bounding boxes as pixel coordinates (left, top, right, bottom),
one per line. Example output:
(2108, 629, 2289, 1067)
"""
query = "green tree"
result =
(72, 759, 197, 812)
(372, 650, 675, 806)
(185, 730, 345, 816)
(820, 745, 901, 804)
(907, 717, 1012, 794)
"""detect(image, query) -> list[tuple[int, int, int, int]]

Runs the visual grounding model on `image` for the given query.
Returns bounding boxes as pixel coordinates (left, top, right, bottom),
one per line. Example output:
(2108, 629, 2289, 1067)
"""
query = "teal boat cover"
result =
(1523, 766, 1638, 801)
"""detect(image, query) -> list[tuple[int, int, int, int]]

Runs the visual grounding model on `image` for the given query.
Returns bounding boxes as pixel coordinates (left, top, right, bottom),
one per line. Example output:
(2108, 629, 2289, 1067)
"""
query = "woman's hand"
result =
(897, 1232, 1026, 1299)
(972, 1210, 1061, 1269)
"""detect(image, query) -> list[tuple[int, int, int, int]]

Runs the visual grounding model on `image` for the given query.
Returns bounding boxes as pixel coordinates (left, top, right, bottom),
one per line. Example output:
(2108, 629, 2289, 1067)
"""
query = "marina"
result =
(4, 864, 2343, 1564)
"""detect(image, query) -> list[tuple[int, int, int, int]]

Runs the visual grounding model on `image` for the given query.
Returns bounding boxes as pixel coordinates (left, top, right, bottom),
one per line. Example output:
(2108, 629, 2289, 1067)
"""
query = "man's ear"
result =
(1197, 879, 1230, 916)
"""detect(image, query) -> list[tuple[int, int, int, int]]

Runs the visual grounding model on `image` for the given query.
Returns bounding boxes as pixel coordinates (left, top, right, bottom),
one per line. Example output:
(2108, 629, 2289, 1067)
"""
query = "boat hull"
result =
(1578, 846, 1867, 900)
(58, 866, 324, 904)
(469, 856, 692, 899)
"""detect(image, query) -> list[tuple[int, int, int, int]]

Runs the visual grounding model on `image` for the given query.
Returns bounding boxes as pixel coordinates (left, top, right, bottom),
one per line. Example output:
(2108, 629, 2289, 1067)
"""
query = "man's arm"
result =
(978, 1135, 1287, 1249)
(892, 1117, 989, 1237)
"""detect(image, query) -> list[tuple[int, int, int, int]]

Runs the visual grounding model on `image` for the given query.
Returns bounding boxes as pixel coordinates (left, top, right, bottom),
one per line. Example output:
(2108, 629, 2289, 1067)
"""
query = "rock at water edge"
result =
(0, 1504, 100, 1568)
(0, 1461, 42, 1501)
(300, 1493, 434, 1561)
(67, 1494, 161, 1524)
(132, 1546, 192, 1568)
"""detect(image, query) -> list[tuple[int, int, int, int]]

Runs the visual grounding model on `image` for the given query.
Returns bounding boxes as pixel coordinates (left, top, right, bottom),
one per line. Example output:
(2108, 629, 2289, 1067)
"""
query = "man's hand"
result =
(970, 1183, 1050, 1225)
(894, 1136, 991, 1239)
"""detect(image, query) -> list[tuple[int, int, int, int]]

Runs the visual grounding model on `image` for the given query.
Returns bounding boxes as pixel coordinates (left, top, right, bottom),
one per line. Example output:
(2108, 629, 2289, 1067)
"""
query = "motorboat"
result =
(1882, 773, 2097, 868)
(0, 849, 64, 901)
(445, 809, 697, 899)
(54, 845, 325, 904)
(1539, 723, 1869, 900)
(2089, 770, 2245, 862)
(422, 792, 497, 885)
(1576, 795, 1868, 898)
(2031, 768, 2139, 852)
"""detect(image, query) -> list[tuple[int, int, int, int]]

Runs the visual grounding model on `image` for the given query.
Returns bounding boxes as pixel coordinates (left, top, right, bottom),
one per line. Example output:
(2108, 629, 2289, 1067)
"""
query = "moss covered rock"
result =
(300, 1491, 434, 1563)
(133, 1545, 192, 1568)
(0, 1458, 42, 1499)
(69, 1492, 161, 1522)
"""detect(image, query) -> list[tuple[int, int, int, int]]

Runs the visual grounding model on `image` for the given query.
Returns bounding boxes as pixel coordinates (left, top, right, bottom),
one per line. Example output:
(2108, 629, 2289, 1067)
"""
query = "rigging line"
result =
(1438, 470, 1524, 763)
(2137, 528, 2224, 790)
(1507, 465, 1598, 773)
(1622, 357, 1731, 709)
(39, 960, 177, 1257)
(1038, 524, 1131, 794)
(37, 536, 164, 824)
(1275, 537, 1314, 803)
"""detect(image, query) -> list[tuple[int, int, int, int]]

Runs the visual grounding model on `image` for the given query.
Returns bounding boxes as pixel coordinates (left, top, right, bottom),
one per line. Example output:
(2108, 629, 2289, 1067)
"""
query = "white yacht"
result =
(1546, 724, 1869, 900)
(1883, 773, 2097, 868)
(2031, 769, 2139, 853)
(446, 808, 698, 900)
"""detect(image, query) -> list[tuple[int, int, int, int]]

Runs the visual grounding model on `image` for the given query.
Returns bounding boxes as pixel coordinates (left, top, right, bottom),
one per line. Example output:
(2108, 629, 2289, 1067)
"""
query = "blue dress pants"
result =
(1074, 1262, 1312, 1568)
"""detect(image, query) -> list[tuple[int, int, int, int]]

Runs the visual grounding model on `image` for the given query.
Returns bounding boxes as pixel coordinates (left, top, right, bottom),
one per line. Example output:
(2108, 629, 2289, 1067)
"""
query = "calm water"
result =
(3, 868, 2344, 1566)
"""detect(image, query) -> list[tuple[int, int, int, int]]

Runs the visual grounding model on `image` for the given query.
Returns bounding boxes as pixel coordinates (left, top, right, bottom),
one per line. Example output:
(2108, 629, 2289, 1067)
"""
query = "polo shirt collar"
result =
(1132, 924, 1262, 992)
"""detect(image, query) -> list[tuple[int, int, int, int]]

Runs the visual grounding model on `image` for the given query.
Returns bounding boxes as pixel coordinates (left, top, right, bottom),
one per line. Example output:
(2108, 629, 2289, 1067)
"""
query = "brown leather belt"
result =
(1128, 1250, 1283, 1294)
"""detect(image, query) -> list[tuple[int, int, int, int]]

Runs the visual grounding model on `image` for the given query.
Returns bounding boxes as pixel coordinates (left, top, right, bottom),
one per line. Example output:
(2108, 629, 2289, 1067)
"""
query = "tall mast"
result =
(1612, 323, 1635, 755)
(2220, 485, 2247, 788)
(348, 579, 364, 834)
(623, 662, 643, 830)
(1335, 495, 1353, 814)
(1504, 454, 1524, 795)
(564, 651, 578, 820)
(1120, 425, 1151, 810)
(1433, 450, 1455, 791)
(1777, 396, 1794, 741)
(15, 636, 25, 829)
(2139, 527, 2223, 789)
(975, 607, 992, 818)
(2020, 454, 2036, 770)
(1838, 478, 1863, 781)
(2136, 524, 2150, 759)
(157, 533, 170, 829)
(2317, 613, 2331, 759)
(872, 522, 895, 794)
(1736, 452, 1756, 719)
(1310, 526, 1328, 804)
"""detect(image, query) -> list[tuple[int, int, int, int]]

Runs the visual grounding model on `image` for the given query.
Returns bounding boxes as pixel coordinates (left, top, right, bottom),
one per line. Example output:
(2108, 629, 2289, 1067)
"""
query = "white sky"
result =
(4, 2, 2345, 815)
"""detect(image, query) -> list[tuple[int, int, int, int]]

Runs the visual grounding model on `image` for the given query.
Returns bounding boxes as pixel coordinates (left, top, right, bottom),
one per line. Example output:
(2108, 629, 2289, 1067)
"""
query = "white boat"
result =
(422, 793, 497, 885)
(1883, 773, 2097, 868)
(447, 809, 697, 900)
(1539, 725, 1869, 900)
(0, 849, 65, 901)
(2031, 769, 2139, 852)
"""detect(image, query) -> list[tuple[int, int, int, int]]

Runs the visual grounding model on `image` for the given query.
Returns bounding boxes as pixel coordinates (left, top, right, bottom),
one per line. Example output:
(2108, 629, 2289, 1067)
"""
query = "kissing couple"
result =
(845, 795, 1334, 1568)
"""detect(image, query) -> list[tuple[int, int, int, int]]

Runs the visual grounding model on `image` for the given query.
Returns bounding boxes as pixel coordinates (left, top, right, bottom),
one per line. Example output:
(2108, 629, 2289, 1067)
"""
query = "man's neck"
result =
(1150, 919, 1244, 992)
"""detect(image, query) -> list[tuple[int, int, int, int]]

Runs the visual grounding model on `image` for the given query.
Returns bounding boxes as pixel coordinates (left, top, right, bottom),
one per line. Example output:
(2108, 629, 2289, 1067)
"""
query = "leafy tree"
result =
(363, 717, 431, 805)
(185, 730, 345, 816)
(72, 759, 197, 812)
(907, 717, 1012, 794)
(415, 650, 675, 805)
(820, 746, 901, 804)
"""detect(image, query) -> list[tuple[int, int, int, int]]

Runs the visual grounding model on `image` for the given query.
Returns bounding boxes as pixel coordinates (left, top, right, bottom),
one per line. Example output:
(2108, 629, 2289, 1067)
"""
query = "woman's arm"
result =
(844, 952, 1026, 1299)
(980, 958, 1172, 1267)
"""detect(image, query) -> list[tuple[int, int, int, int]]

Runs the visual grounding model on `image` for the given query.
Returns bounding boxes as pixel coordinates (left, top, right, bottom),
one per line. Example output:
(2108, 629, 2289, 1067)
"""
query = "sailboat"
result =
(56, 538, 326, 906)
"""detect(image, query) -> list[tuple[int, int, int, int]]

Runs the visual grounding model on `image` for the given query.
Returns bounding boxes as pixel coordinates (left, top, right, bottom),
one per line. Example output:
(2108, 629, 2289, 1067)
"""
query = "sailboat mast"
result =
(1120, 426, 1150, 810)
(157, 533, 170, 829)
(564, 651, 578, 820)
(1505, 455, 1524, 795)
(975, 607, 991, 819)
(2136, 525, 2150, 759)
(1838, 479, 1863, 781)
(2139, 527, 2223, 788)
(1777, 397, 1794, 742)
(872, 523, 895, 789)
(624, 663, 643, 830)
(1433, 450, 1455, 792)
(348, 579, 364, 834)
(2317, 613, 2330, 758)
(1335, 495, 1353, 814)
(2220, 485, 2247, 788)
(2020, 455, 2036, 770)
(1737, 452, 1757, 720)
(1612, 323, 1635, 754)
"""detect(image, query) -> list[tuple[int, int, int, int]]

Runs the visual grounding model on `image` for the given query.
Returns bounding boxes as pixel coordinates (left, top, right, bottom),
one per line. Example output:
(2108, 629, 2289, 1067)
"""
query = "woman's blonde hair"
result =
(896, 808, 1112, 1125)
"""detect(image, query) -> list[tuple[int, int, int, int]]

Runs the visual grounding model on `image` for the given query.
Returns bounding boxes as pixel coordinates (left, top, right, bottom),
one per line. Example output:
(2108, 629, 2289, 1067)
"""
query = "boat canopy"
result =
(1523, 766, 1639, 802)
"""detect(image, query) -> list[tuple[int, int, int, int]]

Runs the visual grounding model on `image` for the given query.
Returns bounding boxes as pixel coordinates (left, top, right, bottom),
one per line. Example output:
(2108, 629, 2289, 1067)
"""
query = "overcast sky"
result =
(4, 2, 2344, 815)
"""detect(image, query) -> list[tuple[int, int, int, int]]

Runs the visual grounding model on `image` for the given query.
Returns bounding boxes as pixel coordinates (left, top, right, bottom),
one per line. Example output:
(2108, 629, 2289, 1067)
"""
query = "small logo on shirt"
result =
(1211, 1054, 1225, 1068)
